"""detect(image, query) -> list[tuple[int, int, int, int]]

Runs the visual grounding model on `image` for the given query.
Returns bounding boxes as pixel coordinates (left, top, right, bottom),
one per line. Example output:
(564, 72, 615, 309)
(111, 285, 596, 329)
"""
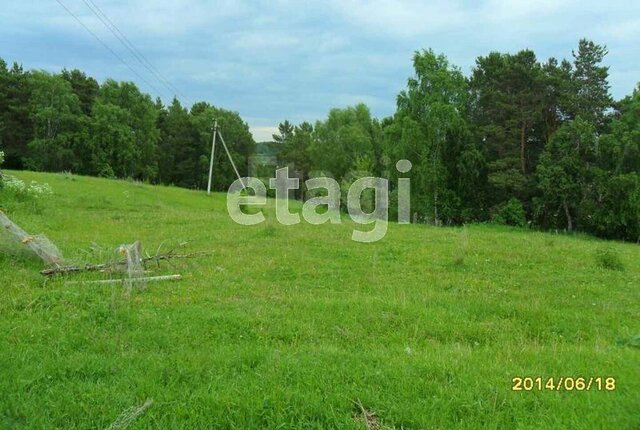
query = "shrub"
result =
(492, 198, 527, 227)
(2, 176, 53, 198)
(594, 247, 625, 271)
(0, 171, 53, 215)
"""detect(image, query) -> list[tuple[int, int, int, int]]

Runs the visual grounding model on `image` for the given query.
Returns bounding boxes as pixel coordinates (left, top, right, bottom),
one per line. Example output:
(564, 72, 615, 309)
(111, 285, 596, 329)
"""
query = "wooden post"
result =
(207, 120, 218, 195)
(217, 129, 247, 190)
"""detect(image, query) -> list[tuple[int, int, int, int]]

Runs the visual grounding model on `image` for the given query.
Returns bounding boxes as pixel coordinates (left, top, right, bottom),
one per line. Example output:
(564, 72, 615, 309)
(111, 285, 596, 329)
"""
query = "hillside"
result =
(0, 171, 638, 429)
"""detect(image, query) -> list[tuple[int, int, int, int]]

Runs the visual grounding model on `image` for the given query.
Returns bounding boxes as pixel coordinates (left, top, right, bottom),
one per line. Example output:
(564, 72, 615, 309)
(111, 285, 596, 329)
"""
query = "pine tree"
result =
(570, 39, 613, 132)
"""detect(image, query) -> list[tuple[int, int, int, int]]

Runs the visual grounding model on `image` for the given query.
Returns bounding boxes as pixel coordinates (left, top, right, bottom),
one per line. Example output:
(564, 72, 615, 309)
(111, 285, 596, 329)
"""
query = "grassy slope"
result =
(0, 171, 638, 429)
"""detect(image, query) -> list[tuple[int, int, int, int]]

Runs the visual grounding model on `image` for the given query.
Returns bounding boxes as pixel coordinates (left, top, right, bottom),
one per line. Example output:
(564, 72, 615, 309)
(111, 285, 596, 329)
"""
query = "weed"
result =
(453, 227, 470, 266)
(595, 247, 625, 271)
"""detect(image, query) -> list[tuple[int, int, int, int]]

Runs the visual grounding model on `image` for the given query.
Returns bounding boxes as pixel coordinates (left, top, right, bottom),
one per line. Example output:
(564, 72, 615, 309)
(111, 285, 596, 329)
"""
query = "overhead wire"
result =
(80, 0, 187, 101)
(54, 0, 162, 95)
(54, 0, 186, 103)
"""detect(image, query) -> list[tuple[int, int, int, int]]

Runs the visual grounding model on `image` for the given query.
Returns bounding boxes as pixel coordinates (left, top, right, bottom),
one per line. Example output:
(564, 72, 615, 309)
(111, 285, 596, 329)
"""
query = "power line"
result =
(80, 0, 187, 102)
(54, 0, 163, 96)
(85, 0, 185, 99)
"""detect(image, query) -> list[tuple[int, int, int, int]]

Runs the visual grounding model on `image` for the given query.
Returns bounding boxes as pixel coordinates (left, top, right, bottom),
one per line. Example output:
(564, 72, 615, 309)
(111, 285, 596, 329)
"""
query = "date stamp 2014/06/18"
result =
(512, 377, 616, 392)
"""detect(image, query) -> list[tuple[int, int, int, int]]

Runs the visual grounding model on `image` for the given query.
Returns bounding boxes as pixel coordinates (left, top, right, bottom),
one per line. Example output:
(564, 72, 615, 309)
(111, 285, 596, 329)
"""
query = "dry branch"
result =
(40, 249, 211, 277)
(65, 274, 182, 286)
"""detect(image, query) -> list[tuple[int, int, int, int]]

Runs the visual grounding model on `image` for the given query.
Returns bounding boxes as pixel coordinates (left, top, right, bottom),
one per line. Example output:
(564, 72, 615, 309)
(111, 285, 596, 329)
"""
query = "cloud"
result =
(250, 126, 280, 142)
(87, 0, 250, 36)
(327, 0, 467, 38)
(600, 18, 640, 42)
(1, 0, 638, 136)
(231, 32, 301, 51)
(478, 0, 575, 23)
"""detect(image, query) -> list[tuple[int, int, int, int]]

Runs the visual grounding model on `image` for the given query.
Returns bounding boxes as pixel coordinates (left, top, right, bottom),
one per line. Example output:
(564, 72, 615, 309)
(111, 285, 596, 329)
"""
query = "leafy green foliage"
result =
(272, 120, 314, 199)
(536, 118, 596, 231)
(0, 62, 34, 169)
(491, 198, 527, 227)
(273, 104, 382, 203)
(385, 50, 480, 224)
(312, 103, 382, 182)
(60, 68, 99, 116)
(570, 39, 613, 131)
(24, 71, 84, 173)
(469, 50, 546, 206)
(0, 62, 255, 188)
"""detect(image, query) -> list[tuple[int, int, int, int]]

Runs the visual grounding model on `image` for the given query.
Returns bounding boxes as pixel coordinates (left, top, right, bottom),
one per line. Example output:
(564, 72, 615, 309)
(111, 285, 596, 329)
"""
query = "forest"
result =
(0, 38, 638, 241)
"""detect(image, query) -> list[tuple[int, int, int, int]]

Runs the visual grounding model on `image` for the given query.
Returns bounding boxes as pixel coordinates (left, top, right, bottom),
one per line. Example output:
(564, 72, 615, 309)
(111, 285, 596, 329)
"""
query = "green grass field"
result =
(1, 171, 638, 429)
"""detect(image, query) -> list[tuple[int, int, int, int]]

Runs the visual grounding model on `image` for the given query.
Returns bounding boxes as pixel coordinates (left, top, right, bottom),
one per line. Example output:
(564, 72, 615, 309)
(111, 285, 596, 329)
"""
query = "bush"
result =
(492, 198, 527, 227)
(580, 173, 640, 242)
(594, 247, 625, 271)
(0, 175, 53, 214)
(1, 176, 53, 199)
(0, 171, 53, 216)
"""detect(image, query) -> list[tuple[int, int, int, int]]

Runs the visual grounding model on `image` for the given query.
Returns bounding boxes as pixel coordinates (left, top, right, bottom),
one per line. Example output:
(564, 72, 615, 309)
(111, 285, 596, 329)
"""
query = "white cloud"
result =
(327, 0, 467, 38)
(250, 126, 279, 142)
(478, 0, 575, 23)
(95, 0, 250, 36)
(600, 18, 640, 41)
(230, 32, 302, 51)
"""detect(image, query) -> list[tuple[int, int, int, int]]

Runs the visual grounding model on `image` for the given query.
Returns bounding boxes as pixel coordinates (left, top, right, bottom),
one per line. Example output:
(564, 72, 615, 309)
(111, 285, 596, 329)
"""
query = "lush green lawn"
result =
(0, 171, 638, 429)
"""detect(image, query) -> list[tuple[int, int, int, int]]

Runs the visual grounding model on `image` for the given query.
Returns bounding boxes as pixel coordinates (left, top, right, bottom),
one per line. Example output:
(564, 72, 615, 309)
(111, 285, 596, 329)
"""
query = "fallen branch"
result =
(41, 250, 211, 277)
(65, 274, 182, 286)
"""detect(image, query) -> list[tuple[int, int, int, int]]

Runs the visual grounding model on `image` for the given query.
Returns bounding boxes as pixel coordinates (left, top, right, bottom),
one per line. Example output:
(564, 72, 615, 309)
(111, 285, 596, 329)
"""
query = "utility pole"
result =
(205, 121, 246, 195)
(207, 120, 218, 195)
(216, 129, 247, 190)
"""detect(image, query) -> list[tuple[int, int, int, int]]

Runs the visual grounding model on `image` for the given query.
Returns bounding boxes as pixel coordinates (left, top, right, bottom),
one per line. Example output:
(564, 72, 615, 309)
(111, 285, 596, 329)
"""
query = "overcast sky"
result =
(1, 0, 639, 141)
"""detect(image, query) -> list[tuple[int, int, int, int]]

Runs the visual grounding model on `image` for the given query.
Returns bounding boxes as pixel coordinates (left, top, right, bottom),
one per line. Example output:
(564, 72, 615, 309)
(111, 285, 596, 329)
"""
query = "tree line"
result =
(0, 39, 638, 241)
(272, 39, 639, 242)
(0, 60, 254, 190)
